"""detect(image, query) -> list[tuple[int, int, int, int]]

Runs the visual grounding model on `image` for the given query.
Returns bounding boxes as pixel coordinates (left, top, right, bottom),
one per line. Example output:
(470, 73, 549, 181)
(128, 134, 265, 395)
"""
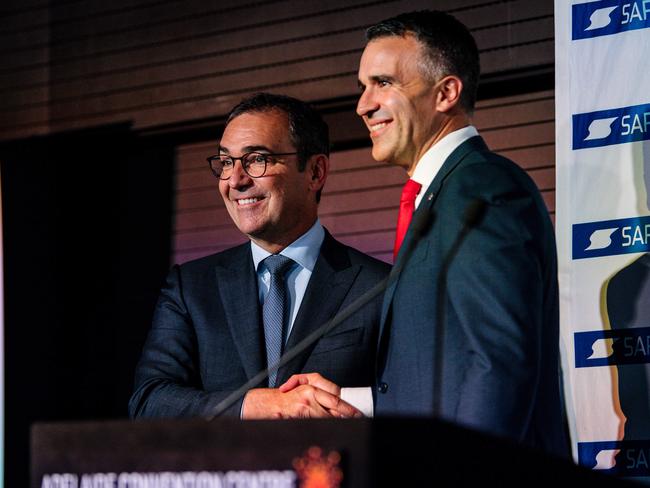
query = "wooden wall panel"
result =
(0, 0, 556, 260)
(0, 0, 50, 137)
(0, 0, 553, 141)
(172, 89, 555, 264)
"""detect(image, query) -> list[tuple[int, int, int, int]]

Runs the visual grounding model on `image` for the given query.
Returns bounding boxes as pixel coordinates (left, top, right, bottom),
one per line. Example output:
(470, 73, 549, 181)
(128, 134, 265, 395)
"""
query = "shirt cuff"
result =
(340, 387, 373, 417)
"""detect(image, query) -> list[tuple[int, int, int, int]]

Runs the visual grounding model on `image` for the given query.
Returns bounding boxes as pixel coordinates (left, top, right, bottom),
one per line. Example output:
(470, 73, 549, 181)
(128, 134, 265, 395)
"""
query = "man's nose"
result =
(228, 160, 252, 188)
(357, 88, 378, 117)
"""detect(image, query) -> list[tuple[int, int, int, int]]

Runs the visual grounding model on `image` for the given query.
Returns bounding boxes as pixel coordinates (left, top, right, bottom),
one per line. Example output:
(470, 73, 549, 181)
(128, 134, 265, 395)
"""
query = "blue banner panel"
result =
(578, 440, 650, 476)
(572, 0, 650, 40)
(574, 327, 650, 367)
(572, 216, 650, 259)
(572, 103, 650, 150)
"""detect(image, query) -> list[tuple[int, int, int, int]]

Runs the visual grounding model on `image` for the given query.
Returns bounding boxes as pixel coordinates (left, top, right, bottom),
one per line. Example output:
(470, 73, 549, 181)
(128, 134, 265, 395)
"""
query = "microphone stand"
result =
(432, 199, 487, 416)
(205, 209, 434, 421)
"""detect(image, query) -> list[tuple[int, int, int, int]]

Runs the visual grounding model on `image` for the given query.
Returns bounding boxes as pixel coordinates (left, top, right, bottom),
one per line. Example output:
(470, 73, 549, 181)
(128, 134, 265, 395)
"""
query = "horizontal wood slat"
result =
(0, 0, 387, 73)
(1, 10, 554, 100)
(0, 0, 554, 141)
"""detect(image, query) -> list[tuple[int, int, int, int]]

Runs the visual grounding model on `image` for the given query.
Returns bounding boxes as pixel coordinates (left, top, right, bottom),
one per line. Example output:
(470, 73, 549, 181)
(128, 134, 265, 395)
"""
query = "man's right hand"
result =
(242, 386, 362, 419)
(279, 372, 340, 395)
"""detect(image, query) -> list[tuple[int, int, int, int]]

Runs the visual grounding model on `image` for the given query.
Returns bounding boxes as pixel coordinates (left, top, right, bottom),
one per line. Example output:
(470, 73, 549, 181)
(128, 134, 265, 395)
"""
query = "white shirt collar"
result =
(411, 125, 478, 208)
(251, 219, 325, 272)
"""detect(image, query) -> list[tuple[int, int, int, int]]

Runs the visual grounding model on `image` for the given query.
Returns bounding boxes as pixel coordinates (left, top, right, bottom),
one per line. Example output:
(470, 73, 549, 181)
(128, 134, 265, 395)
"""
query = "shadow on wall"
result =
(606, 141, 650, 443)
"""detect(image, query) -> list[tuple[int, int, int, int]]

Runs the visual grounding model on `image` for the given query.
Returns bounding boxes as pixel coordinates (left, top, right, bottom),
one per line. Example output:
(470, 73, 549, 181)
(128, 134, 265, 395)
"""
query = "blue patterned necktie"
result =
(262, 254, 295, 387)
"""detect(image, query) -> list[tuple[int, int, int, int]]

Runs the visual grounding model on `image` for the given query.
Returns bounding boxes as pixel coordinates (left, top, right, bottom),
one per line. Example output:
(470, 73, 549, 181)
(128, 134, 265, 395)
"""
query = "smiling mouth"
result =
(236, 197, 262, 206)
(369, 120, 391, 136)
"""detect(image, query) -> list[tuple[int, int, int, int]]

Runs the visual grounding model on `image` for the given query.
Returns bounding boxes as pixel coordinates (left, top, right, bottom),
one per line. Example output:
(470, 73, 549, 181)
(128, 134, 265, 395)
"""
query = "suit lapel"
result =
(378, 136, 486, 342)
(276, 232, 361, 384)
(215, 243, 265, 381)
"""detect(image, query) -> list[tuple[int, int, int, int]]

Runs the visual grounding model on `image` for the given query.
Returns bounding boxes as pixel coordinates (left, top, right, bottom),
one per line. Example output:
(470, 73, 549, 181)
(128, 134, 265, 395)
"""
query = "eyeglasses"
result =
(206, 151, 298, 180)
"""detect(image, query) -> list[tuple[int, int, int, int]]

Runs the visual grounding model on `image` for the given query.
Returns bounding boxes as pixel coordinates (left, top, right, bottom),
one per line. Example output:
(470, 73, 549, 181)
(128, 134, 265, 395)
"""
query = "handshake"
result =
(242, 373, 364, 420)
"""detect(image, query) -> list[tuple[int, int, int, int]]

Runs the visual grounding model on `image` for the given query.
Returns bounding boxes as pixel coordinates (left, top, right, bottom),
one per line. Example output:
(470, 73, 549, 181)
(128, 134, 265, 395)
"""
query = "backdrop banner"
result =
(555, 0, 650, 481)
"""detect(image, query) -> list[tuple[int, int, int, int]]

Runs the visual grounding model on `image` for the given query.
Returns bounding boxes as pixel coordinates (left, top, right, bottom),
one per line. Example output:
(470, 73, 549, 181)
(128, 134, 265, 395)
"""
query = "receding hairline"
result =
(364, 32, 446, 84)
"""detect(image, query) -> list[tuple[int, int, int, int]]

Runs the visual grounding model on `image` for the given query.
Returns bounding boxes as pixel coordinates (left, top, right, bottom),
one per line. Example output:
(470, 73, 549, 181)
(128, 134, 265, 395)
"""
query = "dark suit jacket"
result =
(375, 136, 568, 455)
(129, 230, 390, 418)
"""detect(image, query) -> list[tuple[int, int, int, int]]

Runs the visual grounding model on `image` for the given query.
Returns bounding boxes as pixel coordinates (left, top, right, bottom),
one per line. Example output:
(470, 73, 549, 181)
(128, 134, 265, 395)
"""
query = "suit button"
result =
(378, 382, 388, 394)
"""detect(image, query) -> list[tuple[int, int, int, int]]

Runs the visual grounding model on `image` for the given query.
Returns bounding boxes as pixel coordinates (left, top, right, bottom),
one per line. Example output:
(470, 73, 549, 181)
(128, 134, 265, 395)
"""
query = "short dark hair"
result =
(225, 92, 330, 171)
(366, 10, 480, 114)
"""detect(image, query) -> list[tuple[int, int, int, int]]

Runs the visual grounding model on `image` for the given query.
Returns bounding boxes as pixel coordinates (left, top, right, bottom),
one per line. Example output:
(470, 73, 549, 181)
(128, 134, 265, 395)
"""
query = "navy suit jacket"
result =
(375, 136, 568, 455)
(129, 230, 389, 418)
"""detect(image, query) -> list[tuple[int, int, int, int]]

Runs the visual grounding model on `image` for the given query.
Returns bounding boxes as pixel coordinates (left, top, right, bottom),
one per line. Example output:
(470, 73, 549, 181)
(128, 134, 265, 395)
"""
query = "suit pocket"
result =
(310, 327, 364, 355)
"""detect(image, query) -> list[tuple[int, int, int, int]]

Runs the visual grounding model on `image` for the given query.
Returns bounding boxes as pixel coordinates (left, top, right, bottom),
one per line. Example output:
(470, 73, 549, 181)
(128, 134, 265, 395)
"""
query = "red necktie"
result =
(393, 179, 422, 261)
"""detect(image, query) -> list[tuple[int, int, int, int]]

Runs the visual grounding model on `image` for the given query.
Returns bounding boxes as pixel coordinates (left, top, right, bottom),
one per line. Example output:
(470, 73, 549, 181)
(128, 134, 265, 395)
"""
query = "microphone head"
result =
(463, 199, 487, 229)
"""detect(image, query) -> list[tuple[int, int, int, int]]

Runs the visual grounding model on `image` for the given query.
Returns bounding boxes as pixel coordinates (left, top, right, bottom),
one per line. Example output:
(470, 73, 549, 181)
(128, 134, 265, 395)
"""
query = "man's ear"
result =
(435, 75, 463, 113)
(308, 154, 329, 191)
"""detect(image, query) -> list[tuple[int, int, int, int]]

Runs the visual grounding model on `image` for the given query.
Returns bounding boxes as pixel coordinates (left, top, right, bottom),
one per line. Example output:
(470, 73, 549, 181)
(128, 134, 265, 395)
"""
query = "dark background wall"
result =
(0, 0, 555, 486)
(1, 127, 175, 487)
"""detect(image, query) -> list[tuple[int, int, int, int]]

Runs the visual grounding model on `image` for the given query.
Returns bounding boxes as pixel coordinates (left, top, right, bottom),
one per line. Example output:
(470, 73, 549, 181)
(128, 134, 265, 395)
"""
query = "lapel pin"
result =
(427, 193, 433, 201)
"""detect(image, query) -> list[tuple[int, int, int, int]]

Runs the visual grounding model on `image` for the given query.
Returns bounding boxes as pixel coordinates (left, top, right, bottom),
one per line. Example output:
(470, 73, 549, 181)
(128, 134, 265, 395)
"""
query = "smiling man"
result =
(129, 93, 389, 419)
(283, 11, 568, 455)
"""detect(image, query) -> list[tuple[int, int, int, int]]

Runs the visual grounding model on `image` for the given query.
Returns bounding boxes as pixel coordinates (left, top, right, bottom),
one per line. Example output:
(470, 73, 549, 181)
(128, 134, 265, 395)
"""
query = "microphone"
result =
(432, 198, 487, 416)
(205, 208, 434, 420)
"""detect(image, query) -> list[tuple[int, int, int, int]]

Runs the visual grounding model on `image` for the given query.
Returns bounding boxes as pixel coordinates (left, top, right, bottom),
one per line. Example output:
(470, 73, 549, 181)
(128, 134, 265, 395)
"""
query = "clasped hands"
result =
(242, 373, 362, 419)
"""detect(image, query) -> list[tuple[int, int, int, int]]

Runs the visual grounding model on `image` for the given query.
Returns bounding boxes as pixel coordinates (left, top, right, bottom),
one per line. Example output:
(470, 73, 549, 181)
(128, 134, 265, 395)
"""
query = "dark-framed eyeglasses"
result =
(206, 151, 298, 180)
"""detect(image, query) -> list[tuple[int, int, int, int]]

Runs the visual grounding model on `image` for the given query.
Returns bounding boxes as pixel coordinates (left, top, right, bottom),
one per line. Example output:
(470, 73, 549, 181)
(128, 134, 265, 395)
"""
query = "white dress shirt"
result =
(251, 219, 325, 340)
(411, 125, 478, 209)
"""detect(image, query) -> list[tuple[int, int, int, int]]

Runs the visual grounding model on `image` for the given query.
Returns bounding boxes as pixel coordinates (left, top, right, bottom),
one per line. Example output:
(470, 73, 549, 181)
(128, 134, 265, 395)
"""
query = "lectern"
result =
(32, 417, 630, 487)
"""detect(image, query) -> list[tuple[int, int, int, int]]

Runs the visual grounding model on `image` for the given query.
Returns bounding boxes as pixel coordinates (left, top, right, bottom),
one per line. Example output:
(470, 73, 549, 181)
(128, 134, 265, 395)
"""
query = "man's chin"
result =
(370, 145, 389, 164)
(231, 218, 266, 239)
(372, 150, 400, 166)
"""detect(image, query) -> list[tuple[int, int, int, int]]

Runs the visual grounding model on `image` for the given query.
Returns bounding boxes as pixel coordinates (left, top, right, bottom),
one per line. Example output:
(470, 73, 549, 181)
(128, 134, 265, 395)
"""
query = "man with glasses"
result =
(129, 93, 389, 419)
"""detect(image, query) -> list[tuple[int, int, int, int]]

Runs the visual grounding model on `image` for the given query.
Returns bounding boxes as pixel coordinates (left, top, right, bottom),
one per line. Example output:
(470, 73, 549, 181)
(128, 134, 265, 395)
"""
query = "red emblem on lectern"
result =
(293, 446, 343, 488)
